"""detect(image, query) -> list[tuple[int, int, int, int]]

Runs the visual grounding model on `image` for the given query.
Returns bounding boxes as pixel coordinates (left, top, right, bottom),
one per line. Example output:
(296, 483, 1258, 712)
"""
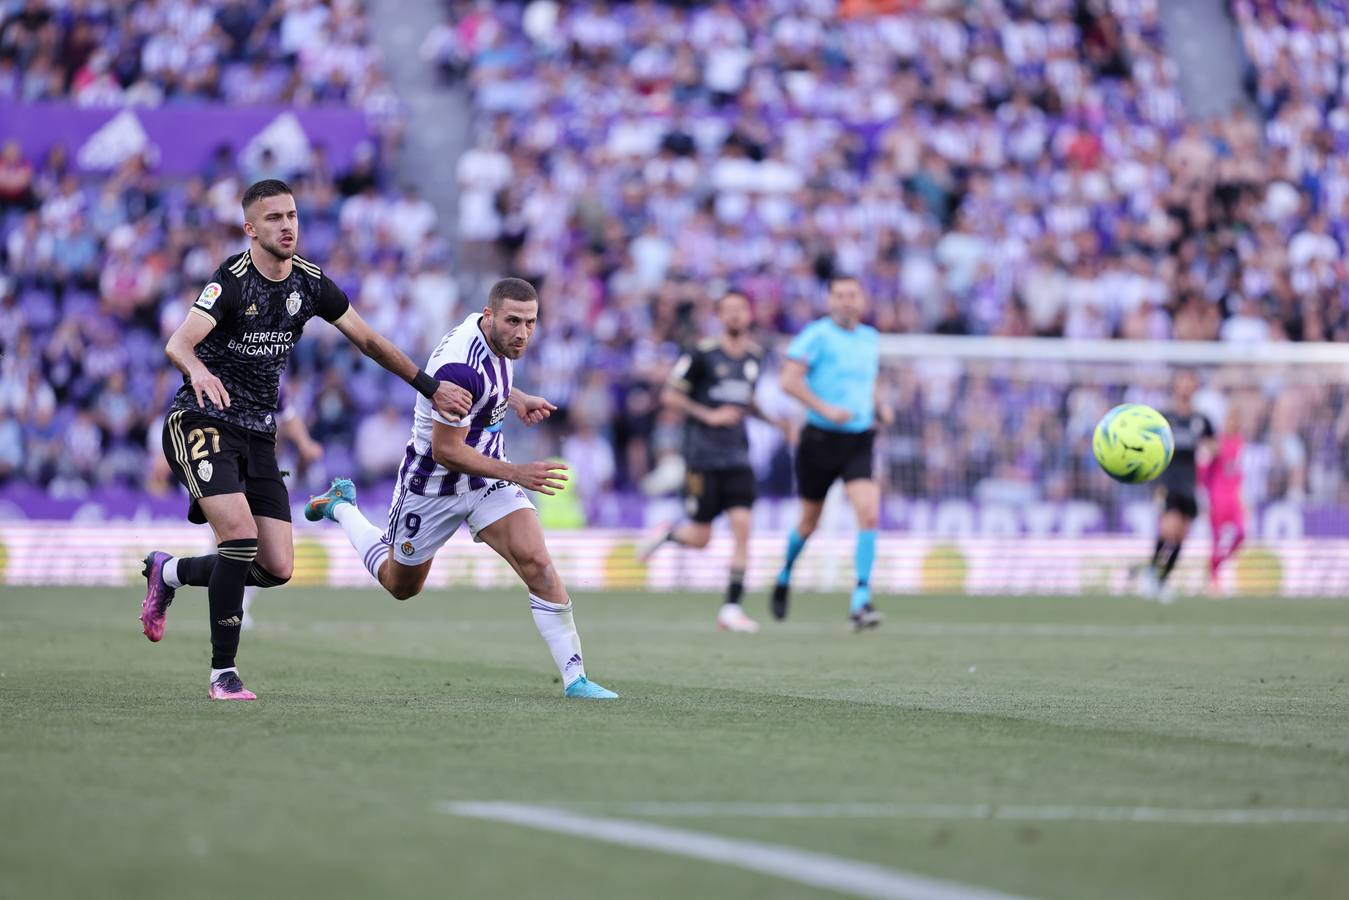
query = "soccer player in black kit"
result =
(1140, 370, 1215, 603)
(640, 291, 776, 633)
(137, 179, 471, 700)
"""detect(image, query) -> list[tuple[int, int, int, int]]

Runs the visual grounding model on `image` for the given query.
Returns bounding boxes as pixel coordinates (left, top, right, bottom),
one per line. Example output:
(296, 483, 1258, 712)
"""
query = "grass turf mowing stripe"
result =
(258, 620, 1349, 638)
(443, 802, 1033, 900)
(588, 803, 1349, 826)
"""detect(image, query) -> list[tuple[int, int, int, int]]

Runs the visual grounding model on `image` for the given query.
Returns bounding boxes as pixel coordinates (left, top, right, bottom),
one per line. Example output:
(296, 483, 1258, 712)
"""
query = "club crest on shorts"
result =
(197, 459, 213, 482)
(286, 290, 302, 317)
(401, 541, 415, 556)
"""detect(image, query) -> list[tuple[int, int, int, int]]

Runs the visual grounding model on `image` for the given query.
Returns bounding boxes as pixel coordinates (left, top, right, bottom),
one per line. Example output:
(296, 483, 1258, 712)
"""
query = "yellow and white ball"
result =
(1092, 403, 1174, 484)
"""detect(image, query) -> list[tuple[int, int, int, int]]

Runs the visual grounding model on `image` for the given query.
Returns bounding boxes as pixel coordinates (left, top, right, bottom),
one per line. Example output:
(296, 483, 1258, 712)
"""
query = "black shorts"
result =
(1162, 488, 1198, 520)
(162, 410, 291, 524)
(795, 425, 875, 502)
(684, 466, 756, 523)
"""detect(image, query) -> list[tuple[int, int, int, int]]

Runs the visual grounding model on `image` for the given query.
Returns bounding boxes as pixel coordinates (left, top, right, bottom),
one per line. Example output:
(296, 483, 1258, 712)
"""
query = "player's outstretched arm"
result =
(508, 387, 556, 426)
(166, 310, 231, 410)
(430, 421, 569, 495)
(330, 307, 472, 418)
(780, 358, 851, 425)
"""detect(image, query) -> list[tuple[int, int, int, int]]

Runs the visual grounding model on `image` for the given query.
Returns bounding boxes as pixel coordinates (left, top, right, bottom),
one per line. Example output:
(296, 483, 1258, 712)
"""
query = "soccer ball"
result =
(1092, 403, 1174, 484)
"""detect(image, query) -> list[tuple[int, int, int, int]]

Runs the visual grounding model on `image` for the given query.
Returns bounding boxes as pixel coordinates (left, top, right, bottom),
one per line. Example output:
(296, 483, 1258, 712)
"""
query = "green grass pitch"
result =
(1, 586, 1346, 900)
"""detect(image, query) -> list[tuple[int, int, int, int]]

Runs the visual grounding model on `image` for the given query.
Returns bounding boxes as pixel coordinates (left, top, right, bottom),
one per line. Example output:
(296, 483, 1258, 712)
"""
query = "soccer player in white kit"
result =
(305, 278, 618, 699)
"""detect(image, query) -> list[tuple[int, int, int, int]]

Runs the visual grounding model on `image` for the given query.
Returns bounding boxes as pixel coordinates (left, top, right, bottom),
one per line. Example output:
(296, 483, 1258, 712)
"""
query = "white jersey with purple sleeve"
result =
(399, 313, 513, 496)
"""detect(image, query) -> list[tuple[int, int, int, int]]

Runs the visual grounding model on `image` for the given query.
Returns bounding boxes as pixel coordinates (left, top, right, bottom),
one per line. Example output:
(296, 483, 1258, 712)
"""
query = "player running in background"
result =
(1199, 407, 1245, 593)
(1140, 370, 1215, 603)
(640, 290, 773, 634)
(305, 278, 619, 699)
(138, 179, 471, 700)
(772, 276, 894, 629)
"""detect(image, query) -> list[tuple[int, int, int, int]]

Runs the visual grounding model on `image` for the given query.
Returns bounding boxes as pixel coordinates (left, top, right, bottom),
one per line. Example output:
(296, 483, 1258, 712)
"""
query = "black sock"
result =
(175, 555, 290, 588)
(247, 562, 289, 588)
(176, 554, 216, 587)
(1158, 540, 1182, 584)
(726, 568, 745, 606)
(209, 539, 256, 669)
(1150, 537, 1167, 570)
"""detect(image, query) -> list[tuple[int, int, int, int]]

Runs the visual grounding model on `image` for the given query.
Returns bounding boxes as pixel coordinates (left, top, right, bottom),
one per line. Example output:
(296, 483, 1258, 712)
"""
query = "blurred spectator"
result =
(560, 418, 617, 510)
(355, 403, 411, 481)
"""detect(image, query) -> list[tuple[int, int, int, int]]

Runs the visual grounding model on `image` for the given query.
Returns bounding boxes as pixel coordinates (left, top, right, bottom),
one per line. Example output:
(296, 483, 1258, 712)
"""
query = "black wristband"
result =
(411, 370, 438, 399)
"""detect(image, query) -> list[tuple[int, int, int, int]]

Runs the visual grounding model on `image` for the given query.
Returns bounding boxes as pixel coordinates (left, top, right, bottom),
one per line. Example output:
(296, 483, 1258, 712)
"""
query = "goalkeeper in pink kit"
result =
(1199, 419, 1245, 589)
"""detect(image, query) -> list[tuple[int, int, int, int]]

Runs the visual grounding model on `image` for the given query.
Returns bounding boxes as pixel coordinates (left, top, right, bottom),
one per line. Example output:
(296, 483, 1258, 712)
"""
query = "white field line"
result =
(589, 802, 1349, 826)
(442, 802, 1032, 900)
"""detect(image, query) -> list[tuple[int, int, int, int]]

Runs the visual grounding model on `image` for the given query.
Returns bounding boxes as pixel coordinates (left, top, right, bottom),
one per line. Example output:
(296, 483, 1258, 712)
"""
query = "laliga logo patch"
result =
(401, 541, 415, 556)
(195, 282, 222, 310)
(286, 290, 302, 317)
(197, 459, 213, 482)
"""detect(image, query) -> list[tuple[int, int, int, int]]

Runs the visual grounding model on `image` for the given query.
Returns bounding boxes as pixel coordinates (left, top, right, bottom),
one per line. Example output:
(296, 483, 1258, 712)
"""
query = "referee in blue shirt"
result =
(773, 276, 893, 629)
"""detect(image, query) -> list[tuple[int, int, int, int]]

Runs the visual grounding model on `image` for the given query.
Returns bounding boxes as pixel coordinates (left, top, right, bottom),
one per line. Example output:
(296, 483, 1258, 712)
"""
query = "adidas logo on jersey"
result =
(245, 303, 259, 316)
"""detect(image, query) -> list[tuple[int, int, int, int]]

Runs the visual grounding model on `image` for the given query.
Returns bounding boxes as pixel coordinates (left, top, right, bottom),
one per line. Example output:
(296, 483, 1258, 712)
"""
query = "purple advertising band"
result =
(0, 102, 371, 176)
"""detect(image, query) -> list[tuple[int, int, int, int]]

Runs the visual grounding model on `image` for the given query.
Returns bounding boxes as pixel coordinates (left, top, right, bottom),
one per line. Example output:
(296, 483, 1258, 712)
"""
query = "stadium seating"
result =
(1, 0, 1345, 519)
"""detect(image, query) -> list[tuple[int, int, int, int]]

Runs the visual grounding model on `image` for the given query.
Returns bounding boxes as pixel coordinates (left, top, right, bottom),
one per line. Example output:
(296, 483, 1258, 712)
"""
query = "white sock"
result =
(529, 594, 586, 687)
(209, 666, 238, 683)
(162, 556, 182, 589)
(334, 503, 388, 582)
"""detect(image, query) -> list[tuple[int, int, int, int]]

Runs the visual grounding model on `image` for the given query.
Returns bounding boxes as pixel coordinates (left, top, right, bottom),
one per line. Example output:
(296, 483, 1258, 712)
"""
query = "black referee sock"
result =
(209, 538, 256, 669)
(726, 568, 746, 606)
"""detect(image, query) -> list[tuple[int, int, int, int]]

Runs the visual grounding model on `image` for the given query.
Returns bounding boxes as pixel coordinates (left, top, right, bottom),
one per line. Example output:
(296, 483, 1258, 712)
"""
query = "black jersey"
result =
(169, 250, 349, 433)
(1160, 407, 1215, 494)
(668, 338, 762, 470)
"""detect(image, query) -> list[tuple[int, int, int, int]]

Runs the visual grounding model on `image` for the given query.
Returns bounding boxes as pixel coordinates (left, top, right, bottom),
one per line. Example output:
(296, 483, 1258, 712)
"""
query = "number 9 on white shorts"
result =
(382, 479, 537, 565)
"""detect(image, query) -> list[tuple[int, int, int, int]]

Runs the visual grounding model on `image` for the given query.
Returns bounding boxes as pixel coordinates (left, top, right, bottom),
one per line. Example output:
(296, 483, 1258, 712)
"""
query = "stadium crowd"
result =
(1, 0, 1346, 517)
(431, 0, 1349, 507)
(0, 0, 396, 111)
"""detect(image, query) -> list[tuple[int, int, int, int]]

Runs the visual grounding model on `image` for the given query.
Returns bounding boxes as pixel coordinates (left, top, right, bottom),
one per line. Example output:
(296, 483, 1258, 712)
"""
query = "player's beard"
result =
(259, 236, 295, 261)
(488, 322, 526, 359)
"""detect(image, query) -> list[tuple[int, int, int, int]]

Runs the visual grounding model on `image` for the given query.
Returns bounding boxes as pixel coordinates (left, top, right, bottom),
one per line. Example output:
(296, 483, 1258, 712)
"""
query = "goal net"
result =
(861, 335, 1349, 597)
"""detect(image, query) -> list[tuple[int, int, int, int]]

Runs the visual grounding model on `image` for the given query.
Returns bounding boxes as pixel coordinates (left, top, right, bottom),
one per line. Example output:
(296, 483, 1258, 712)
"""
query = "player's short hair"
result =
(828, 274, 861, 290)
(718, 288, 751, 305)
(242, 179, 293, 212)
(488, 277, 538, 310)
